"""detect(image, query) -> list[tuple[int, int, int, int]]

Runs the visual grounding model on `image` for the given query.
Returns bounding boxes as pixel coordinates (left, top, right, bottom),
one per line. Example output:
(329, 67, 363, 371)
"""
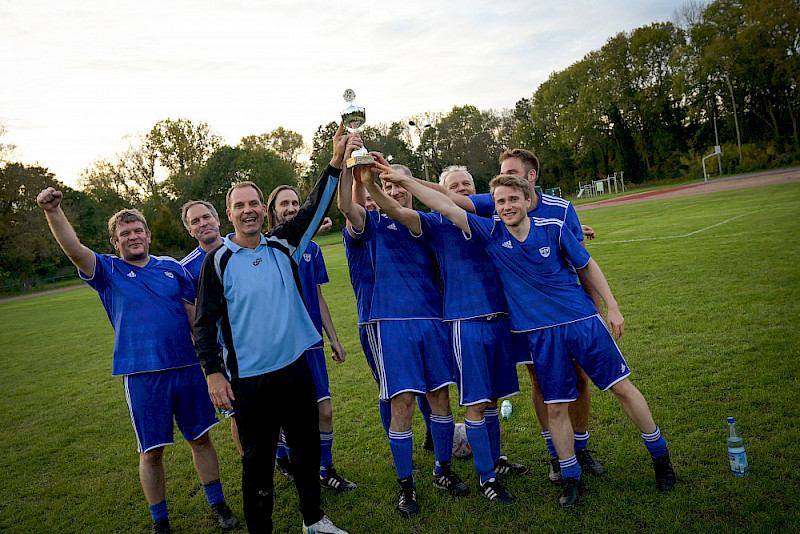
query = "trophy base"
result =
(346, 154, 376, 168)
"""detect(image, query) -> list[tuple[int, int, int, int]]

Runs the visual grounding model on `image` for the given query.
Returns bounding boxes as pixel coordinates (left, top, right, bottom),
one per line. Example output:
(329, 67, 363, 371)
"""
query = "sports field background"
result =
(1, 177, 799, 532)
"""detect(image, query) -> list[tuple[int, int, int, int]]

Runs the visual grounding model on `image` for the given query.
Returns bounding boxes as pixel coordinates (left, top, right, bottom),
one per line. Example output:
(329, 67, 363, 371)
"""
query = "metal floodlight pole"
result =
(713, 111, 723, 175)
(409, 120, 431, 181)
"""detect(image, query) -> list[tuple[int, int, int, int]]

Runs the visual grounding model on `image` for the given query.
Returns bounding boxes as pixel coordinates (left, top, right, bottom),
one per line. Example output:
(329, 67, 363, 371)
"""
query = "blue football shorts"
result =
(359, 322, 386, 399)
(124, 364, 219, 453)
(451, 315, 520, 406)
(304, 346, 331, 402)
(525, 314, 631, 403)
(374, 319, 454, 399)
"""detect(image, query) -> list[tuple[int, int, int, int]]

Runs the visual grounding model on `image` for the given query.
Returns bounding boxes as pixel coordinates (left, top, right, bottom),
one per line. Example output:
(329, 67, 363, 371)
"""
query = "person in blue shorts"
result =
(266, 185, 357, 493)
(360, 160, 526, 505)
(36, 189, 238, 534)
(339, 184, 436, 449)
(372, 166, 677, 509)
(338, 160, 467, 517)
(194, 125, 352, 534)
(439, 167, 533, 468)
(180, 200, 244, 457)
(435, 150, 604, 484)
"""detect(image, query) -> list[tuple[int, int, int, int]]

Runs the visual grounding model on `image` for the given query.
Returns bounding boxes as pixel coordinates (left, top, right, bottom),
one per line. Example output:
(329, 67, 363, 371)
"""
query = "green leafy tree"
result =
(0, 123, 17, 165)
(423, 105, 511, 189)
(240, 127, 307, 178)
(79, 134, 157, 207)
(148, 118, 223, 179)
(0, 163, 103, 282)
(360, 122, 414, 169)
(191, 145, 296, 216)
(305, 121, 339, 192)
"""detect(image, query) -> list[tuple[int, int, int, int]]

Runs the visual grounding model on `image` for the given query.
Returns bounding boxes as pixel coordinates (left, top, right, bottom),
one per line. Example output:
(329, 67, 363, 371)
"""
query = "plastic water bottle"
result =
(727, 416, 749, 476)
(500, 400, 512, 420)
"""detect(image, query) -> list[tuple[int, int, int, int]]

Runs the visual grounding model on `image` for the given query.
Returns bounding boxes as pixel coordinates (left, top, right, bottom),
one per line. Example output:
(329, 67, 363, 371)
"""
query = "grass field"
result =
(2, 183, 799, 533)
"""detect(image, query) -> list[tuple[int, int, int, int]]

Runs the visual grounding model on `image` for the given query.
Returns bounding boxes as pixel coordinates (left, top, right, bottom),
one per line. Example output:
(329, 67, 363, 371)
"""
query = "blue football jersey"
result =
(180, 246, 206, 286)
(359, 211, 443, 320)
(465, 213, 596, 332)
(470, 192, 584, 242)
(417, 211, 507, 320)
(343, 227, 375, 325)
(297, 240, 328, 347)
(81, 252, 198, 376)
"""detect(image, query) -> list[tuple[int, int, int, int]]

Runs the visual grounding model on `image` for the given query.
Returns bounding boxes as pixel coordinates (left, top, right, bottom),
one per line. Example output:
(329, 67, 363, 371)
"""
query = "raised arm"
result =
(336, 137, 367, 235)
(360, 154, 422, 234)
(36, 187, 96, 277)
(420, 179, 477, 213)
(375, 163, 470, 233)
(273, 124, 347, 257)
(576, 258, 624, 340)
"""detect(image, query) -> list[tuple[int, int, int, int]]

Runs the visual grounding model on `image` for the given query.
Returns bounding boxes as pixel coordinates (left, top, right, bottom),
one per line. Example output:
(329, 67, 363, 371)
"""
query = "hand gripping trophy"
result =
(341, 89, 375, 168)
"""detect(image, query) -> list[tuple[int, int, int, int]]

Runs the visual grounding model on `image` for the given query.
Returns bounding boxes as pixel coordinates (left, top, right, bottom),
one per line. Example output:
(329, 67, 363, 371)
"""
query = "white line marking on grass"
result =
(590, 209, 766, 245)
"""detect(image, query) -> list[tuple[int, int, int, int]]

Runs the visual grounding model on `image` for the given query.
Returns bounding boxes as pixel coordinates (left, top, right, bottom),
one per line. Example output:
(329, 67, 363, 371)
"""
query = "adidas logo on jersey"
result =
(539, 246, 550, 258)
(126, 271, 136, 278)
(502, 240, 513, 249)
(386, 222, 398, 230)
(303, 253, 311, 262)
(164, 271, 175, 278)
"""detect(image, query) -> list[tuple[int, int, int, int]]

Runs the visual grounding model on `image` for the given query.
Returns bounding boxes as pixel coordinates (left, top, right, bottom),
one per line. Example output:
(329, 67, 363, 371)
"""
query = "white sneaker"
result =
(302, 514, 348, 534)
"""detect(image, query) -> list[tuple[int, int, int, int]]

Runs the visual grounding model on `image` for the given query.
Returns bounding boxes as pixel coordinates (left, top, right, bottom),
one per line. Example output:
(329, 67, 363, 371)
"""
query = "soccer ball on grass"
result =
(452, 422, 472, 459)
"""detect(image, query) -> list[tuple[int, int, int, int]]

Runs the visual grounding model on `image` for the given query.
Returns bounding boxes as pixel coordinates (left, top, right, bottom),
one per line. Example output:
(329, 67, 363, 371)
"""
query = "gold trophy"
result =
(341, 89, 375, 168)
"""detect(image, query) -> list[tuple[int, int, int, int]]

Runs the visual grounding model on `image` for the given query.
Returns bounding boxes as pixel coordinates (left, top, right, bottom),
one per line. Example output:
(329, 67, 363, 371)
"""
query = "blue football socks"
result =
(574, 431, 590, 452)
(560, 456, 582, 480)
(641, 426, 668, 457)
(389, 429, 414, 480)
(320, 431, 334, 474)
(203, 479, 224, 507)
(484, 407, 502, 462)
(542, 431, 558, 458)
(417, 395, 433, 433)
(465, 418, 495, 484)
(149, 500, 168, 524)
(431, 413, 455, 471)
(276, 431, 290, 459)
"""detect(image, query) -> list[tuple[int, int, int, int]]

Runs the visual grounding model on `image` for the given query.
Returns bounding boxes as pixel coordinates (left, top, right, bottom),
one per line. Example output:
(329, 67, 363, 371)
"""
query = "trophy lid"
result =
(341, 88, 365, 133)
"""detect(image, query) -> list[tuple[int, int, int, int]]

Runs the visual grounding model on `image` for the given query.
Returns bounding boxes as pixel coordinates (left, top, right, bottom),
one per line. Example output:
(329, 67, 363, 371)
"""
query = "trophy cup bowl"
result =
(341, 89, 375, 168)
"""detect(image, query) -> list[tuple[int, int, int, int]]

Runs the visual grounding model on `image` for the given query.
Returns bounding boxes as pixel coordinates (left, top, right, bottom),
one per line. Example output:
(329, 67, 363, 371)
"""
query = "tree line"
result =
(2, 0, 797, 285)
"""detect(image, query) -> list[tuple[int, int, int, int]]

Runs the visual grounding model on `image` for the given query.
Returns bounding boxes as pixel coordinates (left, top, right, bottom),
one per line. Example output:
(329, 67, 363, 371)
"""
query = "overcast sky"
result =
(2, 0, 687, 186)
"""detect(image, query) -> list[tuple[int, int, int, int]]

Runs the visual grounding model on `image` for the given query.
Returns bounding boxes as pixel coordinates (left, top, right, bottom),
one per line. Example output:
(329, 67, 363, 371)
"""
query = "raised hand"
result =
(37, 187, 63, 212)
(315, 217, 333, 236)
(374, 161, 408, 185)
(329, 123, 348, 169)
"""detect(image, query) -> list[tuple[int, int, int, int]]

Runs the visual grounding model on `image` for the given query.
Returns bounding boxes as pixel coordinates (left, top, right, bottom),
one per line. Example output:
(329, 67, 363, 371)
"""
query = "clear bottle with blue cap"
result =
(727, 416, 749, 476)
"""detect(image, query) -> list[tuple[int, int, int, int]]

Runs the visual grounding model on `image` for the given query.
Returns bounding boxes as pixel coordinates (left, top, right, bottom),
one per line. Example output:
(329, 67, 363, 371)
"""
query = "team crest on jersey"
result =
(126, 271, 136, 278)
(502, 240, 513, 249)
(164, 271, 175, 278)
(303, 253, 311, 262)
(386, 222, 398, 230)
(539, 246, 550, 258)
(253, 257, 262, 266)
